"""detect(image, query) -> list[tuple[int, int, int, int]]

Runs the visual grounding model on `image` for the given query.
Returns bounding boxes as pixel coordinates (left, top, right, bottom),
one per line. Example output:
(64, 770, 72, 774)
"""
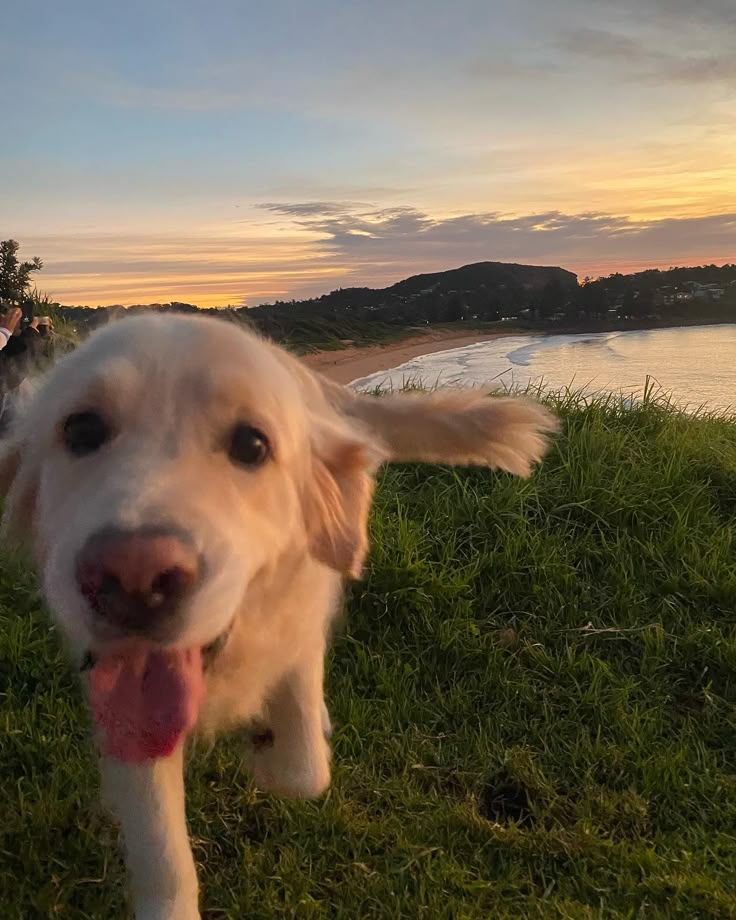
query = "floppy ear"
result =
(329, 389, 559, 477)
(303, 419, 385, 578)
(286, 356, 559, 477)
(0, 435, 38, 545)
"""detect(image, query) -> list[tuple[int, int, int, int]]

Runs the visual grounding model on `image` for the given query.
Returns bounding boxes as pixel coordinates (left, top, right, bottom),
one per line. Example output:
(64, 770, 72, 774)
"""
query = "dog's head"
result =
(0, 314, 383, 761)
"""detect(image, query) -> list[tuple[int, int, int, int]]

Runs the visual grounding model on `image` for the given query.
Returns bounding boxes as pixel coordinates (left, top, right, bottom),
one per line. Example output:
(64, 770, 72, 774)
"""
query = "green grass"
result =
(1, 390, 736, 918)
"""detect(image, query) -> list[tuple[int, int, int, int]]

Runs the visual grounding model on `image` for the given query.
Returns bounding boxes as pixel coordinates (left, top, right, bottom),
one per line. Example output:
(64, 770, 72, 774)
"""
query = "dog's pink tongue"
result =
(88, 644, 204, 763)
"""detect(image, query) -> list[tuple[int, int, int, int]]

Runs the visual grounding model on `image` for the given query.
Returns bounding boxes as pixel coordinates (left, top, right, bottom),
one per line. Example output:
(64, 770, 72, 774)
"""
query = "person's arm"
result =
(0, 308, 22, 351)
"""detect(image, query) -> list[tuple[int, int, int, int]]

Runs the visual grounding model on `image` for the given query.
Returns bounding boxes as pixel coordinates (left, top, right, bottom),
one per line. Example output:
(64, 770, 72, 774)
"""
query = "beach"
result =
(301, 328, 521, 384)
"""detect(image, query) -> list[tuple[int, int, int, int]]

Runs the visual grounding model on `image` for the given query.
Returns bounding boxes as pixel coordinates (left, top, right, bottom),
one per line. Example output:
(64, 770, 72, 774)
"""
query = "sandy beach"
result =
(301, 328, 523, 384)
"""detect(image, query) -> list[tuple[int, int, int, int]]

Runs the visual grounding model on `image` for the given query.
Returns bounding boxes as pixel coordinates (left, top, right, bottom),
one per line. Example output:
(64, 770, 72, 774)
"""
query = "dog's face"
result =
(0, 315, 381, 760)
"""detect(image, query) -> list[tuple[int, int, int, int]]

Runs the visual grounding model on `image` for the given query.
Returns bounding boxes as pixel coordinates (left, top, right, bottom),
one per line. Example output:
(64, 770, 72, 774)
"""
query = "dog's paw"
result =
(252, 735, 332, 799)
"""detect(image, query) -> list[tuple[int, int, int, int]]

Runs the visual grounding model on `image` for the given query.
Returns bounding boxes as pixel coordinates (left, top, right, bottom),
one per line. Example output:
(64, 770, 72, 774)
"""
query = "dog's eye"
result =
(62, 411, 111, 456)
(228, 423, 271, 467)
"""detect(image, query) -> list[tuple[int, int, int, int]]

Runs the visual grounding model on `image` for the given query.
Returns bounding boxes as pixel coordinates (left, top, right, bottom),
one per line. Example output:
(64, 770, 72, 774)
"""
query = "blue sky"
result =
(2, 0, 735, 305)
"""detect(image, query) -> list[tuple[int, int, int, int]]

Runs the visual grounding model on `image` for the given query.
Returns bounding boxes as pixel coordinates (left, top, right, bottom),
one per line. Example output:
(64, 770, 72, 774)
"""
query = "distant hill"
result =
(387, 261, 578, 296)
(307, 261, 578, 312)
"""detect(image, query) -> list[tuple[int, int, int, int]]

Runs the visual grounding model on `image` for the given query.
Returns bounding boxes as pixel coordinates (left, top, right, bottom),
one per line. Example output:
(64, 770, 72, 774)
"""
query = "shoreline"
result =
(301, 328, 527, 384)
(300, 317, 736, 385)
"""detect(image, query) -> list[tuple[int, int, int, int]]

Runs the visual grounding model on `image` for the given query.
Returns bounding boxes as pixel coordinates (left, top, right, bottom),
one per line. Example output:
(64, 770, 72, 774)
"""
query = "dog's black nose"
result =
(75, 527, 201, 634)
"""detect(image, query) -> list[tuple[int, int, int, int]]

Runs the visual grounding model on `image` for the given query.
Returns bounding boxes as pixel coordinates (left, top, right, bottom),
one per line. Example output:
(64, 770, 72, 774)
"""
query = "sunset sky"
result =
(2, 0, 735, 307)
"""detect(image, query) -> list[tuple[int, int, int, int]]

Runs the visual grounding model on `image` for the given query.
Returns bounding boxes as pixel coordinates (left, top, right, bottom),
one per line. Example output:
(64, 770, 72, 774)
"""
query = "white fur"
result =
(0, 314, 558, 918)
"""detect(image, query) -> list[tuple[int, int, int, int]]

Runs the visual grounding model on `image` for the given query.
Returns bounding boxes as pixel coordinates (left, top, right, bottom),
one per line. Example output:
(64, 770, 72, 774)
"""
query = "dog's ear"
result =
(338, 390, 559, 476)
(287, 357, 559, 477)
(303, 419, 385, 578)
(0, 434, 38, 545)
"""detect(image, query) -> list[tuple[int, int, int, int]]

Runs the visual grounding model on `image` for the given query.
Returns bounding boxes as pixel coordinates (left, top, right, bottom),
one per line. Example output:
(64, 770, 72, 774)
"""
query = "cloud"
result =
(587, 0, 736, 30)
(256, 201, 368, 218)
(267, 200, 733, 249)
(260, 203, 435, 239)
(557, 27, 736, 87)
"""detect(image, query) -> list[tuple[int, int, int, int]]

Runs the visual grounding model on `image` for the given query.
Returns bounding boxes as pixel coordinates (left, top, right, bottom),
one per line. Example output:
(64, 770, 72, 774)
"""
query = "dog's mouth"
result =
(81, 624, 232, 764)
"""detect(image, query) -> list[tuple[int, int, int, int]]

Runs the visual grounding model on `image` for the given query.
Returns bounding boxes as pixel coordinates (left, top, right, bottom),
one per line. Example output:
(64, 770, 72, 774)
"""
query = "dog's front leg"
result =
(101, 745, 200, 920)
(252, 645, 332, 799)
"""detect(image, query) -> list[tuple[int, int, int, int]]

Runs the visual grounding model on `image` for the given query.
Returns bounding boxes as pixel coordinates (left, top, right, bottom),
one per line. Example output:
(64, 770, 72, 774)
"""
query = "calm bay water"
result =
(352, 324, 736, 414)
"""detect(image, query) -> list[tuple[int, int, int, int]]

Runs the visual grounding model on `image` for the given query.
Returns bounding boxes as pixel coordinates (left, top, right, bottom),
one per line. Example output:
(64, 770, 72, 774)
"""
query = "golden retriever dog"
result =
(0, 314, 557, 919)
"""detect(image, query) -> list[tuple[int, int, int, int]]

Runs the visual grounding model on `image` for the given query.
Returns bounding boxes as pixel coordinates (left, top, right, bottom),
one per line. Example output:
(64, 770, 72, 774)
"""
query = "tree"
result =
(538, 278, 566, 319)
(623, 287, 654, 318)
(621, 287, 638, 317)
(578, 278, 608, 317)
(442, 295, 465, 322)
(0, 239, 43, 305)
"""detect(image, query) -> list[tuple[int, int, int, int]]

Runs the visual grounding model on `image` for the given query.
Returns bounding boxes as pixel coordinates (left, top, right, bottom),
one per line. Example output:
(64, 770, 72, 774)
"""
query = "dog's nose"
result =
(75, 527, 201, 633)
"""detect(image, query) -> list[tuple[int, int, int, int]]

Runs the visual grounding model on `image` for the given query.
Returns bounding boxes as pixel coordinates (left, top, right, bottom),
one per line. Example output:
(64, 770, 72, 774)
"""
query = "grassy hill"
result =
(1, 388, 735, 917)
